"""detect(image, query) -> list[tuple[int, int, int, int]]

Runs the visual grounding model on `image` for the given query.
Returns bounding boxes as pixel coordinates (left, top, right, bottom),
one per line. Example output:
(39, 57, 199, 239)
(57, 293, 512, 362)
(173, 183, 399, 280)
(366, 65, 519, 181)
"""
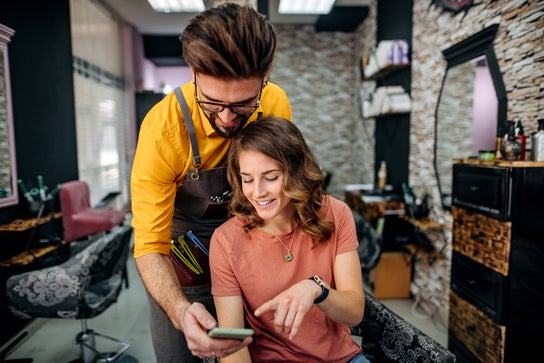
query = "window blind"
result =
(70, 0, 130, 207)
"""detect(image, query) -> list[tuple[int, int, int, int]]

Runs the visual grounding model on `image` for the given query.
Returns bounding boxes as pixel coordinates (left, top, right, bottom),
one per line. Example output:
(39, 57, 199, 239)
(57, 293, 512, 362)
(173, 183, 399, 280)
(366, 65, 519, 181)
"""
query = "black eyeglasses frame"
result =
(194, 78, 263, 116)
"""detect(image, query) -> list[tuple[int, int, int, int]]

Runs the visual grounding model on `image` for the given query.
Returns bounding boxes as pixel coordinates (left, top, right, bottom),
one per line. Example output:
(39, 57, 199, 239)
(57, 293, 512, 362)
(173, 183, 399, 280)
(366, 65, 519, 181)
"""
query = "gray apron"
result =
(147, 88, 230, 363)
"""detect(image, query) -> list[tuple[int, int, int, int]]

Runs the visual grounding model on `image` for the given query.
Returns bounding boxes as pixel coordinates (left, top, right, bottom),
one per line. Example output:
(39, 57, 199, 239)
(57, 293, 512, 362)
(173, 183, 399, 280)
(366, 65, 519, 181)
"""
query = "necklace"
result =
(274, 224, 298, 262)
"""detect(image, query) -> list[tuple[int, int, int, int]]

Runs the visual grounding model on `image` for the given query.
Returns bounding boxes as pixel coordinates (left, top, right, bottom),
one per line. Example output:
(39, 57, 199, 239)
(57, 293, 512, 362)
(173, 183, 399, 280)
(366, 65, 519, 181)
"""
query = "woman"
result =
(210, 116, 369, 362)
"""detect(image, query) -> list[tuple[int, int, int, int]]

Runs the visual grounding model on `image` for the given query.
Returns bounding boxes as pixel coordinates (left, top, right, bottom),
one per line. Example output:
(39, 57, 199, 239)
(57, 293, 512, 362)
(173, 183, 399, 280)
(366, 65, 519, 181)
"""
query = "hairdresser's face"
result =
(194, 74, 263, 138)
(238, 150, 294, 222)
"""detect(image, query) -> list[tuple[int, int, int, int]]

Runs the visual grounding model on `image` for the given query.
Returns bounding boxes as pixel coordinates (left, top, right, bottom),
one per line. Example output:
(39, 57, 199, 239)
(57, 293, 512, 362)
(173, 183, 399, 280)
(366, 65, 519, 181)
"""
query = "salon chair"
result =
(5, 224, 135, 363)
(352, 290, 456, 363)
(60, 180, 126, 243)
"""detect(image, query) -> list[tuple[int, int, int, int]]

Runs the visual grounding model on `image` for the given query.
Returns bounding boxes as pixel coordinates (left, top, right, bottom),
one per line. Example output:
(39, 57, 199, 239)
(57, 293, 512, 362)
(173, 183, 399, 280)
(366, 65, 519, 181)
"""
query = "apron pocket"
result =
(200, 202, 228, 219)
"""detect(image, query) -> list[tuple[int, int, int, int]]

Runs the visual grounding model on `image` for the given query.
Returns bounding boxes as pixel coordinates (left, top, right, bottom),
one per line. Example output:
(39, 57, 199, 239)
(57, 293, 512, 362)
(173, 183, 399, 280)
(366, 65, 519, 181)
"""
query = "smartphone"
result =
(208, 327, 254, 340)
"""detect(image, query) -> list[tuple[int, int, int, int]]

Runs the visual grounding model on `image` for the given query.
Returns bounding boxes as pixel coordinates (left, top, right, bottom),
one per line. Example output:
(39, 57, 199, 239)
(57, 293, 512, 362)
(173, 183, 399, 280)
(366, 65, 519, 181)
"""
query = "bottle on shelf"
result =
(514, 120, 526, 161)
(526, 130, 533, 158)
(495, 135, 503, 159)
(531, 118, 544, 161)
(500, 120, 521, 161)
(377, 160, 387, 190)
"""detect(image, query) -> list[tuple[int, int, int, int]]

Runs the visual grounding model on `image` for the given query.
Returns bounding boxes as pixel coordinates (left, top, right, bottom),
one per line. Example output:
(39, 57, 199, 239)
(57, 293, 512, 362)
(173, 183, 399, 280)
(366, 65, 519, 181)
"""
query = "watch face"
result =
(434, 0, 473, 13)
(312, 275, 328, 289)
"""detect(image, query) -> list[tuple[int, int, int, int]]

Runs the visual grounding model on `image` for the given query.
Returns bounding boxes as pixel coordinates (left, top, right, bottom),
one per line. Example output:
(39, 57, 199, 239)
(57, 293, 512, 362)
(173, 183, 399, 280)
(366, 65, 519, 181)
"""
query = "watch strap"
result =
(309, 275, 329, 304)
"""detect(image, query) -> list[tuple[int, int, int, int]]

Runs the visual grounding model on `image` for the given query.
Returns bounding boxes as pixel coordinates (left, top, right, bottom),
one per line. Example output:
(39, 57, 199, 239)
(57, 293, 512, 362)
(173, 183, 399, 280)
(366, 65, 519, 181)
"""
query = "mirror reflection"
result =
(0, 25, 19, 208)
(436, 56, 497, 207)
(434, 24, 505, 211)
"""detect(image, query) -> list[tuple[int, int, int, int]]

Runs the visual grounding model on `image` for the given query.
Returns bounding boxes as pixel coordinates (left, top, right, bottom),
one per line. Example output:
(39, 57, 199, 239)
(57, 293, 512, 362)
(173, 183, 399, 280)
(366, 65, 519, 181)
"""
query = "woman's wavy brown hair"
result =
(227, 116, 333, 243)
(180, 3, 276, 79)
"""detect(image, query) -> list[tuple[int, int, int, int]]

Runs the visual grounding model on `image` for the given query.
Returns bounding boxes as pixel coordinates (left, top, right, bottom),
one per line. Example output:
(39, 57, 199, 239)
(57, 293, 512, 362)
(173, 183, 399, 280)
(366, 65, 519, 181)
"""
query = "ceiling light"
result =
(278, 0, 335, 14)
(147, 0, 205, 13)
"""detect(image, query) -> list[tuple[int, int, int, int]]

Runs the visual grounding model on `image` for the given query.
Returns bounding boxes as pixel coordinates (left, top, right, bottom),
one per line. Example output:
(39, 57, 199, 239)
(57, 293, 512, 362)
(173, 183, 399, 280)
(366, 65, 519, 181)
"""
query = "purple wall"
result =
(472, 64, 498, 155)
(142, 58, 192, 93)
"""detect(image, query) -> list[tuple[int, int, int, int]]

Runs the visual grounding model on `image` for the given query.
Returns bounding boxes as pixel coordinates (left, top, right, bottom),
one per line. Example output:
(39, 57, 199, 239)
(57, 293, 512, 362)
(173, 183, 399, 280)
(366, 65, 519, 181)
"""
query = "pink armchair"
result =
(60, 180, 126, 243)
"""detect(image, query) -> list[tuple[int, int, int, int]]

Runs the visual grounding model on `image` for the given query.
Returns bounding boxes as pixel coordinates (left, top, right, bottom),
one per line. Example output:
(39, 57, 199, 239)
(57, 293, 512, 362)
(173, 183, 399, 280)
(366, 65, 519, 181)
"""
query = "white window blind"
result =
(70, 0, 130, 207)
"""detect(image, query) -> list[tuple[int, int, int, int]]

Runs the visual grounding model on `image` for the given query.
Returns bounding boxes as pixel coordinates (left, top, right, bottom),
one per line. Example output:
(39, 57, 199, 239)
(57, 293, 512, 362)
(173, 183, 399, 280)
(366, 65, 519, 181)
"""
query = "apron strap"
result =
(174, 87, 201, 169)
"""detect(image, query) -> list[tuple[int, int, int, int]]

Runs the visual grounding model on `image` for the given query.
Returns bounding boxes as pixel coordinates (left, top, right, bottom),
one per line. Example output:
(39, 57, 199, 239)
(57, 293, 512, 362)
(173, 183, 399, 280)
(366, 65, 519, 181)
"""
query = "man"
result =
(130, 3, 291, 362)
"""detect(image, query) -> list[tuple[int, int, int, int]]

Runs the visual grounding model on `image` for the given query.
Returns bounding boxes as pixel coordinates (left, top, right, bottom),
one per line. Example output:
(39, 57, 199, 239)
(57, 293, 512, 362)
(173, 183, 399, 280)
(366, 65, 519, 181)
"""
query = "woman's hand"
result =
(254, 279, 321, 340)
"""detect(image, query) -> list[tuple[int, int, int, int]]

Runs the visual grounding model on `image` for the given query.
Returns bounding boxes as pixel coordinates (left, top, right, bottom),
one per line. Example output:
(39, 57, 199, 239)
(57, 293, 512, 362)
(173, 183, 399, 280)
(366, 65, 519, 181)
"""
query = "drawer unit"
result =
(452, 164, 510, 220)
(451, 252, 506, 323)
(449, 292, 505, 363)
(449, 161, 544, 363)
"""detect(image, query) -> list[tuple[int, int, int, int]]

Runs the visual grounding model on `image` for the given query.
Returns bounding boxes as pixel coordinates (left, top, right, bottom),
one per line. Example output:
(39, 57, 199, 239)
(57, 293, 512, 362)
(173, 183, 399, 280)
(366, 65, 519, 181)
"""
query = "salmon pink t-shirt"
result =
(210, 195, 362, 363)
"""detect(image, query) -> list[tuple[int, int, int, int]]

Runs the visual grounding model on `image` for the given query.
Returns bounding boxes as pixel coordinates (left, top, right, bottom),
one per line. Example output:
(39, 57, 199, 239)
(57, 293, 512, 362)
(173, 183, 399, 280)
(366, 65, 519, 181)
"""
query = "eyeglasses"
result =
(194, 78, 262, 116)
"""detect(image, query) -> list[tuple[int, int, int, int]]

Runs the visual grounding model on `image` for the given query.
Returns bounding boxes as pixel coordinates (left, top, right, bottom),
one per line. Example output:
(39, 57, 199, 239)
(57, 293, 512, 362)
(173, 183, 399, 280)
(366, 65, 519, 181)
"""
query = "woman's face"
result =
(238, 150, 294, 222)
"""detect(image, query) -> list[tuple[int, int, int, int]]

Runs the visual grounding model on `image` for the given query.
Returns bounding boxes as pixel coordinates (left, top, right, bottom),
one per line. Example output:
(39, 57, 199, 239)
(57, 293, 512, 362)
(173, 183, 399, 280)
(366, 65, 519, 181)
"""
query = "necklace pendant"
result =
(285, 253, 293, 262)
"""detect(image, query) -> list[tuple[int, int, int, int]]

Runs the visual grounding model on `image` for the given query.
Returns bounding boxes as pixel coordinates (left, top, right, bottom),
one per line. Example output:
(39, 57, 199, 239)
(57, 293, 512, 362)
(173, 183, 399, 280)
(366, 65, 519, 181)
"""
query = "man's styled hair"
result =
(227, 116, 334, 243)
(180, 3, 276, 79)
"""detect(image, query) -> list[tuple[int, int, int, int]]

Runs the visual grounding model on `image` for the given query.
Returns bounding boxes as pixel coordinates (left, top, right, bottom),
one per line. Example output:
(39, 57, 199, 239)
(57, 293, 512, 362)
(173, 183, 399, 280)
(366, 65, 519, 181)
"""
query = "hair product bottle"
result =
(500, 121, 521, 161)
(531, 119, 544, 161)
(515, 120, 526, 161)
(377, 160, 387, 190)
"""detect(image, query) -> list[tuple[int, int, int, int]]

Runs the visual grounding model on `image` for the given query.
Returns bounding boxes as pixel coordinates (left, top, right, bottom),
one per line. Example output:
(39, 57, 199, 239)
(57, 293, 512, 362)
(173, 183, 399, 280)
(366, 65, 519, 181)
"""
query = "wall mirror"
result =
(0, 24, 18, 207)
(434, 24, 506, 210)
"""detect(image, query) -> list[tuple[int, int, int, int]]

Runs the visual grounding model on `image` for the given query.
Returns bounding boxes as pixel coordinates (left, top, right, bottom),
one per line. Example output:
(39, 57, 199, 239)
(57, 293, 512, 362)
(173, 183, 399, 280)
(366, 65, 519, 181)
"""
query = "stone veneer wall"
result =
(271, 1, 378, 199)
(270, 0, 543, 326)
(436, 65, 475, 195)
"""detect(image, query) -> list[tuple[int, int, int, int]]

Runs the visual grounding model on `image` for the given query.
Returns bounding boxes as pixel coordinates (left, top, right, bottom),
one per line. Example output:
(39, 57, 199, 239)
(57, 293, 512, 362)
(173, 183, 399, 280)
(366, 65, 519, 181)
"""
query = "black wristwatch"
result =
(309, 275, 330, 304)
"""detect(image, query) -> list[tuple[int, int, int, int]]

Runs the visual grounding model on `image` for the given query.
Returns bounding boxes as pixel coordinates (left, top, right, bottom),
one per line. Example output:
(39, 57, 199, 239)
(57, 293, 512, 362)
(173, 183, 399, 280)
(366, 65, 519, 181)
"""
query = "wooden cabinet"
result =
(0, 212, 63, 265)
(448, 160, 544, 362)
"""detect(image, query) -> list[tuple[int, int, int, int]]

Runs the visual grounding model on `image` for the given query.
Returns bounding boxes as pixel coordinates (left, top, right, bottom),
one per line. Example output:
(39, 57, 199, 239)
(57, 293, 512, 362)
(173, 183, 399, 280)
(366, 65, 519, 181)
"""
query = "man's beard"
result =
(207, 113, 250, 138)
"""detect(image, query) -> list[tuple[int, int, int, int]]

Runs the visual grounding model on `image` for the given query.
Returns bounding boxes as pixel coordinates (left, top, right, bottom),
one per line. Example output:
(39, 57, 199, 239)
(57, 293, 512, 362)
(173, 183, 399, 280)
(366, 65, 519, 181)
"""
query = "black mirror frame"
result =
(433, 24, 506, 211)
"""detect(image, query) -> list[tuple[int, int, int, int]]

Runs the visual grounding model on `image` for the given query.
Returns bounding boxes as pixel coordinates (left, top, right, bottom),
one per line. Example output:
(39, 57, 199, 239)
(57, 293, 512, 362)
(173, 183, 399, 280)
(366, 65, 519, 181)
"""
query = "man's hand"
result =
(182, 302, 253, 359)
(254, 279, 319, 340)
(136, 254, 251, 358)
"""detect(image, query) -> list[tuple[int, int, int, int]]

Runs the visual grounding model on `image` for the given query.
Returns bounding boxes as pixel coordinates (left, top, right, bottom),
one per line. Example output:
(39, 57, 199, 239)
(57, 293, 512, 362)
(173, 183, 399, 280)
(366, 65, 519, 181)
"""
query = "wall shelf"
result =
(362, 39, 410, 80)
(361, 85, 411, 119)
(364, 63, 410, 81)
(363, 110, 411, 119)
